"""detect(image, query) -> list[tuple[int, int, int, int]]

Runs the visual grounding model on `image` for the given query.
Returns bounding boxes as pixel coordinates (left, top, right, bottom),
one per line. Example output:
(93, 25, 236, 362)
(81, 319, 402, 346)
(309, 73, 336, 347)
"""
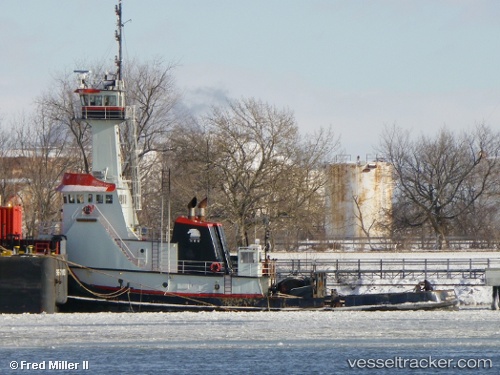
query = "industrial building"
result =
(325, 157, 394, 240)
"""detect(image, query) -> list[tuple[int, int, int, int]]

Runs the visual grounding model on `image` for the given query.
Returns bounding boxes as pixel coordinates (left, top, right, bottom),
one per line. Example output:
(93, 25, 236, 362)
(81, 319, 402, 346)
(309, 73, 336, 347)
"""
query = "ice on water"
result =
(1, 309, 500, 374)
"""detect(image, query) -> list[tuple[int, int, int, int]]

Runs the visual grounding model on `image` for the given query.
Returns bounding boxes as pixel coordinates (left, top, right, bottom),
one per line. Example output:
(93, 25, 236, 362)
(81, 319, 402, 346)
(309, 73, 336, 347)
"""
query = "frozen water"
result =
(2, 249, 498, 373)
(1, 308, 499, 374)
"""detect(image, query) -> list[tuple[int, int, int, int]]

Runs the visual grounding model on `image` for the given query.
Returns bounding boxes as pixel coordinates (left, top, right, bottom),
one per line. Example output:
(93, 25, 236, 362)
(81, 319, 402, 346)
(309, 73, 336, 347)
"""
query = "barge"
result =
(0, 206, 67, 313)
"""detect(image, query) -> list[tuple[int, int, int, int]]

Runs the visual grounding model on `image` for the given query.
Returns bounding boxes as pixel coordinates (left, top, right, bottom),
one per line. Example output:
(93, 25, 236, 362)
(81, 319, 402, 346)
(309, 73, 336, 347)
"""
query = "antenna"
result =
(73, 70, 91, 88)
(115, 0, 123, 81)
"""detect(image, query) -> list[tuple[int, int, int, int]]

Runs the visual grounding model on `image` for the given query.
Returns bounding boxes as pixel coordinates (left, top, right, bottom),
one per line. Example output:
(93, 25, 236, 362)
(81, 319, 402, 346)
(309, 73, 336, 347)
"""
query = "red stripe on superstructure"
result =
(82, 106, 125, 111)
(174, 216, 222, 227)
(75, 88, 101, 94)
(56, 173, 116, 192)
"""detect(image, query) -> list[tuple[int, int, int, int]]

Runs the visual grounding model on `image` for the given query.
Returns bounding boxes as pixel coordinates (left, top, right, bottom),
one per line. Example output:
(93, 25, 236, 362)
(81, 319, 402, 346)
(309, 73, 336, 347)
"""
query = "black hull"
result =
(327, 290, 459, 311)
(0, 256, 67, 314)
(59, 278, 325, 312)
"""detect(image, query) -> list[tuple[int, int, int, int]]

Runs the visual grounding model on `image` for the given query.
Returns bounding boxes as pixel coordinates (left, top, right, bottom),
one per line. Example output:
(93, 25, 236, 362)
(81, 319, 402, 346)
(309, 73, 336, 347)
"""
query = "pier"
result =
(272, 256, 500, 288)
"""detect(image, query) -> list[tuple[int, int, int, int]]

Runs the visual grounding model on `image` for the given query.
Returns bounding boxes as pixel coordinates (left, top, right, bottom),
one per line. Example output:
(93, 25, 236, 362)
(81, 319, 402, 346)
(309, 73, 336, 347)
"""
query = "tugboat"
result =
(57, 1, 326, 312)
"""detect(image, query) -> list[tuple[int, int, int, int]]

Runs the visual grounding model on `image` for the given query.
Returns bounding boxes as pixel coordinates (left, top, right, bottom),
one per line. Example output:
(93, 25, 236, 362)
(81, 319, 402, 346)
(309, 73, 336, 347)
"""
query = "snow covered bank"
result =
(270, 251, 500, 306)
(270, 250, 500, 261)
(330, 278, 492, 306)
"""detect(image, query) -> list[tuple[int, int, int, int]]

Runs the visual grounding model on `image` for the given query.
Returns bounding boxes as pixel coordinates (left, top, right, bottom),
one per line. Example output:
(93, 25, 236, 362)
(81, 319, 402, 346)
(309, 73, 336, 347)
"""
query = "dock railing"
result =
(273, 257, 500, 287)
(273, 236, 500, 252)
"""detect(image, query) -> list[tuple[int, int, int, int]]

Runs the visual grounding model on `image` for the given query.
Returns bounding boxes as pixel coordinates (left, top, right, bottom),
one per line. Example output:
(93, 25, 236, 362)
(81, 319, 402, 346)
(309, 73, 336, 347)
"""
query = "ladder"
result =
(224, 274, 232, 294)
(151, 241, 160, 271)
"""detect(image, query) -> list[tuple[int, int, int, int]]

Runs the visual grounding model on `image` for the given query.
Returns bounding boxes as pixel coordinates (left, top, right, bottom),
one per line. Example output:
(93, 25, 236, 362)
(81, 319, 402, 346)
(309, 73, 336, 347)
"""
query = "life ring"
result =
(82, 204, 94, 215)
(210, 262, 222, 273)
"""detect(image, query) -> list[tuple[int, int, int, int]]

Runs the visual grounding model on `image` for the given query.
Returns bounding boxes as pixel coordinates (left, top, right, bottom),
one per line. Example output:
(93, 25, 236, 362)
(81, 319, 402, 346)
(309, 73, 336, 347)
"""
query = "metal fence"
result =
(273, 237, 500, 252)
(273, 257, 500, 287)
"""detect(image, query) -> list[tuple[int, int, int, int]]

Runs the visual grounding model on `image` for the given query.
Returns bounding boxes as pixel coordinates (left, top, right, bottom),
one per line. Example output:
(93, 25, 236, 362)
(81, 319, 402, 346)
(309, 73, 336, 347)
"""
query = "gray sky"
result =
(1, 0, 500, 159)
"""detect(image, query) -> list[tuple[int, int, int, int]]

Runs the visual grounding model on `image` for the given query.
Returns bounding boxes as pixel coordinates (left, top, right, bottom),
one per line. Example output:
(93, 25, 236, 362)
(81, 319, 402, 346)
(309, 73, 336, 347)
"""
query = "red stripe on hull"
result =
(93, 284, 264, 299)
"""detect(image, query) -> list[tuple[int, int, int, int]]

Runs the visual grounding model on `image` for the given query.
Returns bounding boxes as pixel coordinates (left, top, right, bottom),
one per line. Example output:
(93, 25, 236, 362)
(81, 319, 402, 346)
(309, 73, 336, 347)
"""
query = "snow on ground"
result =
(269, 250, 500, 261)
(331, 279, 492, 306)
(271, 251, 500, 306)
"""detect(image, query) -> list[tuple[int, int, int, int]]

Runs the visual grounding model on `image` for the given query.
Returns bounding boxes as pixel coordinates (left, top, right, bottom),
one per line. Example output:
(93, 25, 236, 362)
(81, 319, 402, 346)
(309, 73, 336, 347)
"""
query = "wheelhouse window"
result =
(77, 194, 84, 204)
(96, 194, 103, 204)
(104, 95, 117, 106)
(105, 194, 113, 204)
(80, 95, 89, 106)
(88, 194, 93, 203)
(89, 95, 102, 106)
(240, 251, 256, 264)
(68, 194, 75, 204)
(79, 91, 124, 119)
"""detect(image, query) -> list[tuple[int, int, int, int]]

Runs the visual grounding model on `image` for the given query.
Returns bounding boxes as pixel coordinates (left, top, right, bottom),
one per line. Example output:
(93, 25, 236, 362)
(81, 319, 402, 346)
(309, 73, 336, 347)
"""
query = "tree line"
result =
(1, 58, 500, 250)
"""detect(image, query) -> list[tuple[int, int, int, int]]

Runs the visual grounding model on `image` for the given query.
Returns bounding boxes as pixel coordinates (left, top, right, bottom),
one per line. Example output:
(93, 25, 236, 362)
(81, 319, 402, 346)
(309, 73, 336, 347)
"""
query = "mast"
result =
(115, 0, 123, 81)
(70, 0, 139, 238)
(114, 0, 142, 213)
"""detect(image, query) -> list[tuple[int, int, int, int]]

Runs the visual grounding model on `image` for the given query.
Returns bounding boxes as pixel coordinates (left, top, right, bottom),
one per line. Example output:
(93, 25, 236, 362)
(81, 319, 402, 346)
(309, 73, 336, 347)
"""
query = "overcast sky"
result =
(1, 0, 500, 160)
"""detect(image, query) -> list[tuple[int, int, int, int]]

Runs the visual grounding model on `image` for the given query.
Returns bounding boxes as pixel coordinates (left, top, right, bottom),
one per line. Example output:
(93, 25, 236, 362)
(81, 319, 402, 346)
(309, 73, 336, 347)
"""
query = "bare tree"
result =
(169, 98, 339, 248)
(380, 124, 500, 249)
(121, 57, 180, 179)
(36, 59, 181, 235)
(0, 126, 17, 205)
(12, 109, 77, 237)
(36, 72, 91, 173)
(452, 193, 500, 248)
(352, 195, 375, 237)
(133, 112, 201, 239)
(38, 58, 180, 178)
(265, 128, 338, 249)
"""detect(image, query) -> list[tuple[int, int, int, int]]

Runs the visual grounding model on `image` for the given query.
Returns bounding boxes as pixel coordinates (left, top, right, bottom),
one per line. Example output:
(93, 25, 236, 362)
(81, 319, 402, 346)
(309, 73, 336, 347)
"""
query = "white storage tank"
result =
(325, 159, 394, 238)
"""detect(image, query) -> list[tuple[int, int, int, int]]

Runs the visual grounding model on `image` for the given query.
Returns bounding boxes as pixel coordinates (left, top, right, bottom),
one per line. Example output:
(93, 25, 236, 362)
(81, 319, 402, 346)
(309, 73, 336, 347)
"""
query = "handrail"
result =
(274, 257, 500, 279)
(275, 257, 498, 269)
(273, 236, 500, 251)
(177, 260, 226, 275)
(81, 107, 125, 120)
(92, 205, 141, 267)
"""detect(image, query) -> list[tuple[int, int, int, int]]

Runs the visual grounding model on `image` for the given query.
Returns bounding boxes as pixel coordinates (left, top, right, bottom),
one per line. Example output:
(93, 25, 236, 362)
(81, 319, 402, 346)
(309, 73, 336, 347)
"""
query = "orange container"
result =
(0, 206, 22, 240)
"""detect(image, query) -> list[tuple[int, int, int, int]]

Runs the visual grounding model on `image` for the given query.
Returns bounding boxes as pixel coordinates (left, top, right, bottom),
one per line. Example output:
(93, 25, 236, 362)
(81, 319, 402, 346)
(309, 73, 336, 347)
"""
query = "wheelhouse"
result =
(76, 88, 125, 120)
